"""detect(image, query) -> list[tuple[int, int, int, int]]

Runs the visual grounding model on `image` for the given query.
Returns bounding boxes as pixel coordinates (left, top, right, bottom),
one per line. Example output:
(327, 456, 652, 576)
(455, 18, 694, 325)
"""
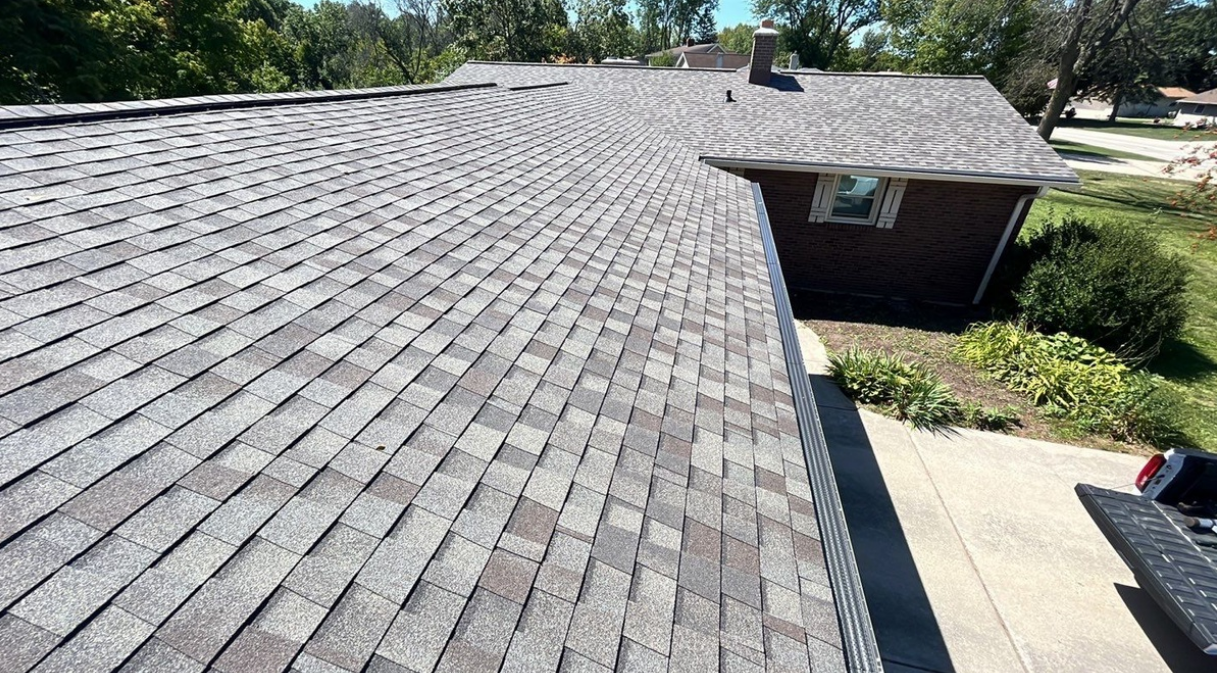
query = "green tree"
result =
(1037, 0, 1143, 140)
(1160, 0, 1217, 93)
(884, 0, 1039, 84)
(718, 22, 757, 53)
(753, 0, 880, 69)
(636, 0, 720, 52)
(833, 27, 906, 71)
(571, 0, 640, 60)
(1, 0, 153, 103)
(443, 0, 569, 61)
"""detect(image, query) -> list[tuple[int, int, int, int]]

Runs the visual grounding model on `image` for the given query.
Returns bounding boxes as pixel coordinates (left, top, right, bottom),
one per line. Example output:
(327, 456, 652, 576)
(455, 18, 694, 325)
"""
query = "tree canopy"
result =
(2, 0, 1213, 117)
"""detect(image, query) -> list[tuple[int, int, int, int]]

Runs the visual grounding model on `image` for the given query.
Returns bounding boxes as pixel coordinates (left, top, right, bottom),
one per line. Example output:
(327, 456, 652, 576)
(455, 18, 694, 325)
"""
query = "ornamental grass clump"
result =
(828, 348, 960, 430)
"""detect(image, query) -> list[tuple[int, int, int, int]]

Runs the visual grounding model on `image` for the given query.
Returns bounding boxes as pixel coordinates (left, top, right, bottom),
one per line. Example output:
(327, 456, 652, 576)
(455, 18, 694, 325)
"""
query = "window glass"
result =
(831, 175, 881, 220)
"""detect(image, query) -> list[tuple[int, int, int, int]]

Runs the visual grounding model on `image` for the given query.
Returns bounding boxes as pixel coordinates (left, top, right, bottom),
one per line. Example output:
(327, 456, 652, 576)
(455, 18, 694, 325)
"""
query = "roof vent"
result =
(686, 37, 696, 48)
(726, 90, 735, 103)
(789, 53, 800, 70)
(750, 20, 779, 86)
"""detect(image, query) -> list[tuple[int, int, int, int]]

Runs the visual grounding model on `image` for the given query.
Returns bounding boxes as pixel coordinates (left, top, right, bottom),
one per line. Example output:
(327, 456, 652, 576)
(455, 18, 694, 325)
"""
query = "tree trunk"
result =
(1037, 0, 1092, 141)
(1107, 86, 1122, 122)
(1037, 0, 1141, 140)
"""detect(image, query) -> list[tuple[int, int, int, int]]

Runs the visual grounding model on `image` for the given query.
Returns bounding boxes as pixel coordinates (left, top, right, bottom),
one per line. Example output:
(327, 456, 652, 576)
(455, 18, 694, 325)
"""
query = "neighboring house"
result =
(677, 51, 751, 70)
(1073, 86, 1196, 120)
(447, 23, 1078, 306)
(645, 38, 724, 65)
(1174, 87, 1217, 127)
(0, 48, 880, 673)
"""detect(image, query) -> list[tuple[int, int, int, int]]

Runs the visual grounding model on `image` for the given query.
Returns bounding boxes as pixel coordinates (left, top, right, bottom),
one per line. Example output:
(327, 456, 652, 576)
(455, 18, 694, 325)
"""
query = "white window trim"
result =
(809, 173, 907, 228)
(825, 174, 888, 225)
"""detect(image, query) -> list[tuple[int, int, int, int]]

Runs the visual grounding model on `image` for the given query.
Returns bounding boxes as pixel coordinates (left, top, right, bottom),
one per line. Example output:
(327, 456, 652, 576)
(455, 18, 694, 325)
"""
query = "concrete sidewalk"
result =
(797, 324, 1216, 673)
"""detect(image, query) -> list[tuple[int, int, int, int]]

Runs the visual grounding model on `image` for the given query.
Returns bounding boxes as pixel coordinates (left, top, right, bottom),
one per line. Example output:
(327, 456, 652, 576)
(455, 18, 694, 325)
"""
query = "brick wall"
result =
(749, 25, 777, 86)
(745, 169, 1039, 304)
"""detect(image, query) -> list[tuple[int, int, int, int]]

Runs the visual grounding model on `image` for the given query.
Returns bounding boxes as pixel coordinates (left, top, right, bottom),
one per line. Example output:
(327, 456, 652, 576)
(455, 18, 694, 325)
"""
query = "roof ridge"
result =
(0, 83, 499, 131)
(464, 60, 738, 73)
(778, 69, 985, 80)
(464, 61, 986, 80)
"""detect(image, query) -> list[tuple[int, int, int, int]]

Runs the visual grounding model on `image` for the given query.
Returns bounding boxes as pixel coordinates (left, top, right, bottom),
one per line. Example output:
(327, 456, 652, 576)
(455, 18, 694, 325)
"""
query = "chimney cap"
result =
(755, 19, 779, 36)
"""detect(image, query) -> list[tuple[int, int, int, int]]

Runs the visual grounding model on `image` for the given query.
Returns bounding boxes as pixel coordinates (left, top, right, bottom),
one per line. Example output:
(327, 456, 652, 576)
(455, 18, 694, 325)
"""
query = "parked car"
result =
(1078, 448, 1217, 654)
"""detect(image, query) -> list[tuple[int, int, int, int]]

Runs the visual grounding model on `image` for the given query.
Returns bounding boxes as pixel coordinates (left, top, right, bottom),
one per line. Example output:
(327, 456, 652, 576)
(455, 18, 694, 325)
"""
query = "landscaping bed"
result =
(793, 169, 1216, 455)
(792, 293, 1143, 453)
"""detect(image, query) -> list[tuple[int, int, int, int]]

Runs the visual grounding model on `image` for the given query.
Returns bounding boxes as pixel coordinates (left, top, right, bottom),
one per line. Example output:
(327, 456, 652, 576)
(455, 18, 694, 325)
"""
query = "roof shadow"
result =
(766, 74, 805, 92)
(789, 291, 986, 336)
(1114, 583, 1217, 672)
(812, 375, 955, 672)
(1056, 150, 1127, 165)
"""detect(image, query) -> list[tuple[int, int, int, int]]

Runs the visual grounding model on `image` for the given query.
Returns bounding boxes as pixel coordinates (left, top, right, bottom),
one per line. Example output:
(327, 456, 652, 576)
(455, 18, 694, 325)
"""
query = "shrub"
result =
(1001, 215, 1189, 361)
(828, 348, 959, 430)
(956, 322, 1182, 445)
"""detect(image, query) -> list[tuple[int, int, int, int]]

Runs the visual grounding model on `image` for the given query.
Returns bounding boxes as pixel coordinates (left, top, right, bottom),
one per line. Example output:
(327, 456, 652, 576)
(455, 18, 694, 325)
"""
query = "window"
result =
(808, 172, 906, 228)
(829, 175, 885, 224)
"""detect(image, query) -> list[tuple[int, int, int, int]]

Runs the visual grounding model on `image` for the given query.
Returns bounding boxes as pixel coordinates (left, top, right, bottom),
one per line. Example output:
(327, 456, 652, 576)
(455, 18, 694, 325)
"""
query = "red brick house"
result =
(448, 22, 1079, 305)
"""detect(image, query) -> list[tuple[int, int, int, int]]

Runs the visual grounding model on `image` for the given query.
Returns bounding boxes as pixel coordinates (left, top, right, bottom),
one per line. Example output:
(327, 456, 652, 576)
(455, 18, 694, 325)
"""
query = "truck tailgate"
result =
(1077, 483, 1217, 654)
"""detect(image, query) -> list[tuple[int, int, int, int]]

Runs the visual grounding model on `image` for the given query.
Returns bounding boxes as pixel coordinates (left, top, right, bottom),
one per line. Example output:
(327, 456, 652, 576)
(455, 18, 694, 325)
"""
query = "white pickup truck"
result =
(1078, 448, 1217, 654)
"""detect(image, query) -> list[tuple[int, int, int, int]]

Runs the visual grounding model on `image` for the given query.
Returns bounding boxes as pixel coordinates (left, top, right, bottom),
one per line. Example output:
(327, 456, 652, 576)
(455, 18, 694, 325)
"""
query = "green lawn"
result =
(1026, 170, 1217, 450)
(1049, 139, 1158, 162)
(1055, 117, 1211, 141)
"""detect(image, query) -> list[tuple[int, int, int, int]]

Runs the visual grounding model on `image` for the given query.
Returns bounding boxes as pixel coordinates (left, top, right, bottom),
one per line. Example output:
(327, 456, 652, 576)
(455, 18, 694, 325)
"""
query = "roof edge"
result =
(463, 60, 738, 73)
(707, 157, 1081, 187)
(0, 83, 499, 130)
(750, 182, 884, 673)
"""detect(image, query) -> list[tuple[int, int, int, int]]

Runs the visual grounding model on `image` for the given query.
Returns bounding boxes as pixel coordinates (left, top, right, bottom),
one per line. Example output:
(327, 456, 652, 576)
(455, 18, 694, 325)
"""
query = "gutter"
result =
(973, 185, 1050, 305)
(751, 183, 884, 673)
(706, 157, 1079, 188)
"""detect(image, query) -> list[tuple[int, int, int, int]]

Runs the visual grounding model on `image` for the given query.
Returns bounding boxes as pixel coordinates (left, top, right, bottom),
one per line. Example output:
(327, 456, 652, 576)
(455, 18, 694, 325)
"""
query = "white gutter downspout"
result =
(973, 185, 1050, 305)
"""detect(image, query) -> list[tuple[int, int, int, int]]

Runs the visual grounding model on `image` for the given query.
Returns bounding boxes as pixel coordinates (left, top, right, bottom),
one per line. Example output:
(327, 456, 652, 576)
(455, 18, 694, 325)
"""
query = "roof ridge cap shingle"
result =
(779, 69, 986, 80)
(464, 60, 738, 73)
(0, 83, 499, 131)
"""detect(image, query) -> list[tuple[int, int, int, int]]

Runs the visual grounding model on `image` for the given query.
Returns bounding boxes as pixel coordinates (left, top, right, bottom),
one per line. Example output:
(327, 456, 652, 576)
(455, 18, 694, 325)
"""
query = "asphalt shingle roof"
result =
(0, 84, 853, 672)
(1181, 87, 1217, 104)
(446, 62, 1079, 185)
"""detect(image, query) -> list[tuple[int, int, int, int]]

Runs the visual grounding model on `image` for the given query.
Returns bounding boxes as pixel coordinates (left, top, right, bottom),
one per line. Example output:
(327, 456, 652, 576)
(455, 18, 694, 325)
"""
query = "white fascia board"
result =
(701, 157, 1080, 188)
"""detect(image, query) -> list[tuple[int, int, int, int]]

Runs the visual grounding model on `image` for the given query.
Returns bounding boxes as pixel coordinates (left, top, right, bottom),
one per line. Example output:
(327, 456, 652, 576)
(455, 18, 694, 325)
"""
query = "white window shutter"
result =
(808, 173, 836, 223)
(876, 178, 907, 229)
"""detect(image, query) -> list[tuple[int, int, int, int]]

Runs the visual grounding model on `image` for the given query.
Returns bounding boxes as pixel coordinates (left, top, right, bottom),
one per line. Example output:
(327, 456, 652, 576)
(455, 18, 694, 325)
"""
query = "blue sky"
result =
(289, 0, 758, 30)
(714, 0, 756, 29)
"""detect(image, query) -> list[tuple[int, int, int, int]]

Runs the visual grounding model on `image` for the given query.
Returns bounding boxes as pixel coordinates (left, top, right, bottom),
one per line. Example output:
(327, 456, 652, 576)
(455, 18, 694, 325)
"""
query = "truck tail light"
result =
(1136, 453, 1167, 492)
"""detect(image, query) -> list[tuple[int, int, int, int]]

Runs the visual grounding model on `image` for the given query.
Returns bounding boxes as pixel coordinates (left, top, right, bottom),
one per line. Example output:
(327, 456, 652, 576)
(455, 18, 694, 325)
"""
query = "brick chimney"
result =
(749, 20, 779, 85)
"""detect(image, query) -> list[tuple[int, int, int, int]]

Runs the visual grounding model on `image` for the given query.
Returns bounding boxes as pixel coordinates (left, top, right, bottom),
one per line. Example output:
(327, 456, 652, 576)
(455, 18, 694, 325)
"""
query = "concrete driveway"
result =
(1051, 128, 1213, 181)
(797, 325, 1216, 673)
(1052, 127, 1194, 163)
